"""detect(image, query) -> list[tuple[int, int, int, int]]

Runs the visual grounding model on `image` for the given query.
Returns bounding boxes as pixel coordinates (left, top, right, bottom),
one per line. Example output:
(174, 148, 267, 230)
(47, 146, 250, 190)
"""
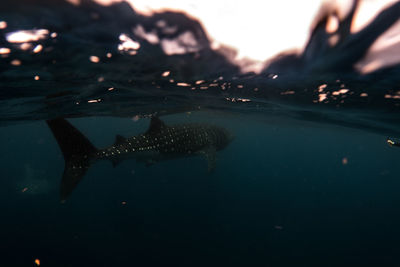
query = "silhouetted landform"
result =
(1, 0, 400, 135)
(265, 0, 400, 75)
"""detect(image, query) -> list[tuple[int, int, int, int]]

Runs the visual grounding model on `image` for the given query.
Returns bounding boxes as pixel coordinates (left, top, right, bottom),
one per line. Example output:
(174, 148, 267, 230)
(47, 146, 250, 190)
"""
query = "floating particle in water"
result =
(342, 157, 348, 165)
(132, 115, 140, 122)
(21, 187, 28, 193)
(274, 225, 283, 230)
(50, 32, 57, 38)
(89, 56, 100, 63)
(121, 201, 127, 205)
(280, 90, 295, 95)
(318, 84, 327, 92)
(106, 52, 112, 58)
(34, 259, 40, 266)
(10, 59, 21, 66)
(177, 82, 190, 87)
(0, 21, 7, 29)
(108, 87, 114, 91)
(0, 47, 10, 54)
(387, 139, 396, 146)
(384, 94, 392, 99)
(97, 76, 104, 82)
(20, 43, 32, 50)
(161, 71, 170, 77)
(34, 76, 40, 81)
(332, 89, 349, 96)
(195, 80, 204, 85)
(360, 93, 368, 97)
(87, 99, 101, 103)
(318, 93, 327, 102)
(33, 44, 43, 53)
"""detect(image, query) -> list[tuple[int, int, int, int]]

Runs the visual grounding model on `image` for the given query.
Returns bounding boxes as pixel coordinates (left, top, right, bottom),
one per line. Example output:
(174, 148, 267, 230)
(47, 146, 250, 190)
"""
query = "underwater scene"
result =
(1, 0, 400, 266)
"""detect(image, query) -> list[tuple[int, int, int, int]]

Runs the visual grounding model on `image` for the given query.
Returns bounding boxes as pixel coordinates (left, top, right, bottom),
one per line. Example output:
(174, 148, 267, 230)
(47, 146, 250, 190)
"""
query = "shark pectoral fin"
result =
(111, 159, 123, 168)
(199, 146, 217, 172)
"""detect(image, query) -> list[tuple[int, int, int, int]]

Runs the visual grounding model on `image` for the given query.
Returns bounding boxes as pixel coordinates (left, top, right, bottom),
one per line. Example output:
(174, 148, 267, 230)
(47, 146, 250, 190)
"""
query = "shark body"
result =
(46, 117, 232, 201)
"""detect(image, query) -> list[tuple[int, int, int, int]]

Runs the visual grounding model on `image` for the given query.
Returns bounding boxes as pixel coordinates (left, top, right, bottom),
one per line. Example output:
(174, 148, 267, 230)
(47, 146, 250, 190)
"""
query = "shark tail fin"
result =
(46, 118, 97, 202)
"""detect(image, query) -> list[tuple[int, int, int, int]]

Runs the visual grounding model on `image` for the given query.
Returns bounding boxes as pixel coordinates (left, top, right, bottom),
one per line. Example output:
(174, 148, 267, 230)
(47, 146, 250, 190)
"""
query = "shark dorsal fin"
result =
(115, 134, 126, 145)
(146, 117, 166, 134)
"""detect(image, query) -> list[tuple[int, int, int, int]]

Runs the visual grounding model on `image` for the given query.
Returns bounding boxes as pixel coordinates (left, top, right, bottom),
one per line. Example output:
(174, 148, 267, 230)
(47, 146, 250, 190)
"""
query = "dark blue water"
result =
(2, 114, 400, 266)
(2, 0, 400, 266)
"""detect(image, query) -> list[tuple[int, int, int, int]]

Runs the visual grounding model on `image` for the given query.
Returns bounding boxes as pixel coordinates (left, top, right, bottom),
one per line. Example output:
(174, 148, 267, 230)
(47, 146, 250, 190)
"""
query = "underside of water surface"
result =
(0, 0, 399, 133)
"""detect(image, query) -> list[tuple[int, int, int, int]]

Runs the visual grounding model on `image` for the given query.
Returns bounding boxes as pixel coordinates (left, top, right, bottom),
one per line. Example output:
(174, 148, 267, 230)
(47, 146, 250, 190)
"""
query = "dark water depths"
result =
(2, 0, 400, 266)
(2, 113, 400, 266)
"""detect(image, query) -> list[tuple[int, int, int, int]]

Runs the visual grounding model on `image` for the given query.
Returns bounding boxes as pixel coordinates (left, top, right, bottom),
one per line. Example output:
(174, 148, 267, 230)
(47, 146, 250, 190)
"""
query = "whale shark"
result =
(46, 117, 233, 201)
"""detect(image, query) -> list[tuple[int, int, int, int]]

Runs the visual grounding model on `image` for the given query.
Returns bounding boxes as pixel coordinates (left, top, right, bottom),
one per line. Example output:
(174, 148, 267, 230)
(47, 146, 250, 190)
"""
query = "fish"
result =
(387, 138, 400, 147)
(46, 117, 233, 201)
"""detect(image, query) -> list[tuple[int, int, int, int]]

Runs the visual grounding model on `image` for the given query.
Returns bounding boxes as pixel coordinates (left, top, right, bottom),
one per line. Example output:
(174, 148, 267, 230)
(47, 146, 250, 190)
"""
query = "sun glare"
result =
(93, 0, 321, 61)
(90, 0, 397, 65)
(7, 0, 399, 73)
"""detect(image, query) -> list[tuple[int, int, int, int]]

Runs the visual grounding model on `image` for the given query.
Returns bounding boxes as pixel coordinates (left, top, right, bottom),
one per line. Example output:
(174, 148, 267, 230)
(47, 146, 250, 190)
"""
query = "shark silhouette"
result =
(46, 117, 233, 201)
